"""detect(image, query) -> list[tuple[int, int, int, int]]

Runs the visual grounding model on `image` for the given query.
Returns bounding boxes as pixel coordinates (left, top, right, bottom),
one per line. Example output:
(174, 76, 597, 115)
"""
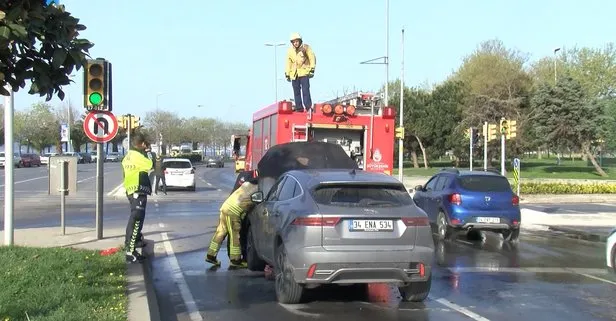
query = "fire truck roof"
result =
(257, 142, 358, 179)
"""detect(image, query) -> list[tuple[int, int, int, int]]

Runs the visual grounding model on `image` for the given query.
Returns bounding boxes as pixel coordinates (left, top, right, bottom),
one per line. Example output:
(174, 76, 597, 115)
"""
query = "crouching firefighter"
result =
(206, 177, 258, 268)
(122, 133, 153, 263)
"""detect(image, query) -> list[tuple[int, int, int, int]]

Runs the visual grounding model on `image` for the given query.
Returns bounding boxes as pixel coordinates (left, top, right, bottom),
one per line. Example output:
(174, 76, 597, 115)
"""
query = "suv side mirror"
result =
(251, 191, 264, 203)
(414, 185, 424, 192)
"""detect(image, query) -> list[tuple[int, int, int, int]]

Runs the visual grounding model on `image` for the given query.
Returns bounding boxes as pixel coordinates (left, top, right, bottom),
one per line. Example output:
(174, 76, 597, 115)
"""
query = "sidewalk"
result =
(0, 224, 161, 321)
(520, 208, 615, 242)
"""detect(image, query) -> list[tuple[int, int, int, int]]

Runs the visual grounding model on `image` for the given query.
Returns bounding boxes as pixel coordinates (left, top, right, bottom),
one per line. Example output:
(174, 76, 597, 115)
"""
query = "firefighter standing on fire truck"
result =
(285, 32, 316, 112)
(206, 177, 258, 268)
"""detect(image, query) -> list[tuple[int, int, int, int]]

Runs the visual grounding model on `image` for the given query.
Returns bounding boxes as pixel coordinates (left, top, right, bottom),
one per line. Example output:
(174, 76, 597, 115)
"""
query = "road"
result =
(0, 161, 127, 229)
(2, 164, 614, 320)
(140, 166, 616, 321)
(0, 161, 125, 200)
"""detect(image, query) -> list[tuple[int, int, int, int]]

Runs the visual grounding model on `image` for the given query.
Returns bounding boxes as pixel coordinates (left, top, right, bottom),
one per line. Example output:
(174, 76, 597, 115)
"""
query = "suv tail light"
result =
(164, 170, 168, 175)
(292, 216, 340, 226)
(512, 195, 519, 206)
(402, 217, 429, 226)
(448, 193, 462, 205)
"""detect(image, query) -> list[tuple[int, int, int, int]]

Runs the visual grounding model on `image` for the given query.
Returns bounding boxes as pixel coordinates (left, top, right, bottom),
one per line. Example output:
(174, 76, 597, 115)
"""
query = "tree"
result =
(0, 1, 94, 100)
(529, 77, 610, 176)
(23, 102, 58, 152)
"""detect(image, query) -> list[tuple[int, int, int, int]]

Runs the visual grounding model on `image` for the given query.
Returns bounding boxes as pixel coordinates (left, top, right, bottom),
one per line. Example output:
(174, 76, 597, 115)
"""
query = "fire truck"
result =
(238, 91, 396, 175)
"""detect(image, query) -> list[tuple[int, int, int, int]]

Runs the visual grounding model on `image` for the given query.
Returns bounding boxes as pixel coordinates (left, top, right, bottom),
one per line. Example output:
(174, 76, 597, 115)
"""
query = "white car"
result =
(607, 227, 616, 273)
(162, 158, 196, 191)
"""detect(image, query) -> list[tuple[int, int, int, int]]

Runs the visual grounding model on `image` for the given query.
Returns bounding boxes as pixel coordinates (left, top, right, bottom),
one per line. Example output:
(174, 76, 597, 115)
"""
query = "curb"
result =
(547, 225, 609, 243)
(127, 242, 161, 321)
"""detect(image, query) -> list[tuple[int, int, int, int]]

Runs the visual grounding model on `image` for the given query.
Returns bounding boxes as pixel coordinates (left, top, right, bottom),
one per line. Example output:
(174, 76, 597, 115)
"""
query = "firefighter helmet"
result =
(290, 32, 302, 42)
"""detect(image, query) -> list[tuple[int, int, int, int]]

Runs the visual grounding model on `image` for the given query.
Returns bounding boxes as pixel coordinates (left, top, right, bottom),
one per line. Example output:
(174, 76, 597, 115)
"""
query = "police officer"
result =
(122, 133, 153, 263)
(206, 177, 258, 268)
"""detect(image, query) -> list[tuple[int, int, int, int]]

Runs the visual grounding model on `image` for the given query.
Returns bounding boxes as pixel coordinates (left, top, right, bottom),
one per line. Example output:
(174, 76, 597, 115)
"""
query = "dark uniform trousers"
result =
(125, 193, 147, 252)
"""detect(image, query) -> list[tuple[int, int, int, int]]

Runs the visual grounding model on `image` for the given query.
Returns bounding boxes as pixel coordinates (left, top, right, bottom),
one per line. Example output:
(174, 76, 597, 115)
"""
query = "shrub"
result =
(516, 182, 616, 194)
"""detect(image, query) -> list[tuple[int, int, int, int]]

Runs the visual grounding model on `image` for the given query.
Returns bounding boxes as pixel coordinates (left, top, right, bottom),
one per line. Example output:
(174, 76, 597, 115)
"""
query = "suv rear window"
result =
(311, 184, 414, 207)
(457, 176, 511, 192)
(164, 161, 192, 168)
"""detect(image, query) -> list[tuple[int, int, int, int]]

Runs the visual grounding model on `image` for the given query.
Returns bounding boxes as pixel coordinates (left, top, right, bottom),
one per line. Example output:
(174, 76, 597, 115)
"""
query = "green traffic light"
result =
(89, 92, 103, 105)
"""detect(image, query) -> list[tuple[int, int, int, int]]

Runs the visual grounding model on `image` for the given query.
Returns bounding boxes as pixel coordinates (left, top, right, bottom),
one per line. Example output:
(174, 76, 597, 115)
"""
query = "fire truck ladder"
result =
(323, 91, 376, 109)
(292, 123, 309, 142)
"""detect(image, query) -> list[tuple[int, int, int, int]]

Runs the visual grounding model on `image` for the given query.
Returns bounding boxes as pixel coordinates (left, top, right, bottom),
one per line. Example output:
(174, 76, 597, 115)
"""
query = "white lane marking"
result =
(448, 267, 610, 275)
(435, 298, 490, 321)
(278, 303, 321, 317)
(77, 176, 95, 183)
(578, 273, 616, 286)
(107, 183, 123, 196)
(160, 231, 203, 321)
(207, 183, 212, 186)
(0, 176, 46, 187)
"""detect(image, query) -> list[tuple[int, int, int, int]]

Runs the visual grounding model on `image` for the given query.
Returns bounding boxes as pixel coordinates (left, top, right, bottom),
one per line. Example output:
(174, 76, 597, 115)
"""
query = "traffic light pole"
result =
(483, 121, 488, 171)
(469, 127, 473, 171)
(501, 133, 506, 175)
(96, 142, 104, 239)
(126, 114, 132, 147)
(398, 28, 405, 183)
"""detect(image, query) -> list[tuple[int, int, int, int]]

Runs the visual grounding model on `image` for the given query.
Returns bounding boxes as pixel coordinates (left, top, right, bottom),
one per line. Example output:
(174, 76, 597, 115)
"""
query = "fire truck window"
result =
(278, 177, 298, 201)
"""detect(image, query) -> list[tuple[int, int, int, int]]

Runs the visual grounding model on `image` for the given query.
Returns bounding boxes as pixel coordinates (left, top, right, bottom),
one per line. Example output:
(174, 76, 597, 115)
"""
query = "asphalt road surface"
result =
(140, 166, 616, 321)
(2, 164, 614, 320)
(0, 161, 125, 201)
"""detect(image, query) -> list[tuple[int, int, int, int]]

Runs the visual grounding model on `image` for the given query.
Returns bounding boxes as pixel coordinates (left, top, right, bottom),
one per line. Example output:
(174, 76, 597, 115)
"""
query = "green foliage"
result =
(519, 182, 616, 194)
(167, 153, 202, 163)
(0, 245, 127, 321)
(0, 1, 94, 100)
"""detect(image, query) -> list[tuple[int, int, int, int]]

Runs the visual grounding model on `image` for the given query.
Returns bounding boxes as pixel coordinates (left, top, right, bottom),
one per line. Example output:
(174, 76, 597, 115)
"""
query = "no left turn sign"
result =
(83, 110, 119, 143)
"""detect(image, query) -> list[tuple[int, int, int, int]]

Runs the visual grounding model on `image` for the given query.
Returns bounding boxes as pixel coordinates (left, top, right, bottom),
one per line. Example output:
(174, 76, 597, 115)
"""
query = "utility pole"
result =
(359, 0, 390, 110)
(4, 85, 14, 245)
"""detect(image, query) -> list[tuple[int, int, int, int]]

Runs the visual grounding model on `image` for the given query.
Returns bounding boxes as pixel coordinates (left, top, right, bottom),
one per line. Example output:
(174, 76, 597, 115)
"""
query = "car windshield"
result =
(311, 184, 414, 207)
(164, 161, 192, 169)
(457, 175, 512, 192)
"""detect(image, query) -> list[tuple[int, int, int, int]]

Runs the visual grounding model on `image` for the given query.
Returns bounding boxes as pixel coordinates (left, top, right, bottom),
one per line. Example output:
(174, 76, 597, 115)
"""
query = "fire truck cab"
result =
(244, 91, 396, 175)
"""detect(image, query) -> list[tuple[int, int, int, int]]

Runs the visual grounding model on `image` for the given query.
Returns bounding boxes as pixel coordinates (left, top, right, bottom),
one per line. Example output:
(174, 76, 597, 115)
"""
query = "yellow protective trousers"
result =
(207, 210, 242, 261)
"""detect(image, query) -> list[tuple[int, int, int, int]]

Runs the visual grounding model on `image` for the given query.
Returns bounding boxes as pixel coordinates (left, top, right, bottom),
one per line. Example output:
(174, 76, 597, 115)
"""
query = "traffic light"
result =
(488, 124, 498, 141)
(117, 115, 126, 129)
(131, 116, 140, 129)
(508, 120, 517, 139)
(83, 59, 112, 111)
(499, 118, 509, 136)
(395, 127, 405, 139)
(471, 127, 480, 144)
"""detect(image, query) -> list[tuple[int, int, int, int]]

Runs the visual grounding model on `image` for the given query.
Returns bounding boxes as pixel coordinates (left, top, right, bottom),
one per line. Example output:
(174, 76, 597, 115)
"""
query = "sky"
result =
(10, 0, 616, 125)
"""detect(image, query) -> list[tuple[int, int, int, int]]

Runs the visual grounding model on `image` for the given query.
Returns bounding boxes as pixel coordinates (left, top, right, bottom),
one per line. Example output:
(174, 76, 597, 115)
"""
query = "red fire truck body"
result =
(244, 92, 397, 175)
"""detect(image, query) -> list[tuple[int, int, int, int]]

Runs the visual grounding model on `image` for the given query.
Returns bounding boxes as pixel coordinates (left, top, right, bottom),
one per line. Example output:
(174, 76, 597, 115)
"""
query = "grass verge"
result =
(0, 246, 127, 321)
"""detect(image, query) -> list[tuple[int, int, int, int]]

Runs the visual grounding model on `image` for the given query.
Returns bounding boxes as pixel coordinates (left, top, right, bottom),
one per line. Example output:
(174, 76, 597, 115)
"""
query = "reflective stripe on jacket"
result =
(285, 44, 316, 80)
(221, 181, 258, 217)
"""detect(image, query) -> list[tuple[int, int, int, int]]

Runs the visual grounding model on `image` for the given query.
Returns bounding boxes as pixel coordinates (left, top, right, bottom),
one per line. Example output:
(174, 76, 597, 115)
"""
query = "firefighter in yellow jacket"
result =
(206, 177, 258, 267)
(285, 32, 316, 112)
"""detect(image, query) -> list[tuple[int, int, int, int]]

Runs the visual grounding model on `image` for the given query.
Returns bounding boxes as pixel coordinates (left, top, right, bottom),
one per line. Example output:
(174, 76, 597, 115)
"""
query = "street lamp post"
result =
(554, 47, 561, 83)
(265, 42, 286, 103)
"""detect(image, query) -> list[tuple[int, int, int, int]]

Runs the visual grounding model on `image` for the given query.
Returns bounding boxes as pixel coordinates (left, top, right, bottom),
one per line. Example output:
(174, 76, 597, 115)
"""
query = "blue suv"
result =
(413, 169, 520, 242)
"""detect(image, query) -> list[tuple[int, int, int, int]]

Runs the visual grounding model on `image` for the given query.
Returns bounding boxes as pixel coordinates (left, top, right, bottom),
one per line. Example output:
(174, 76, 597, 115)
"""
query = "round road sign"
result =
(83, 110, 119, 143)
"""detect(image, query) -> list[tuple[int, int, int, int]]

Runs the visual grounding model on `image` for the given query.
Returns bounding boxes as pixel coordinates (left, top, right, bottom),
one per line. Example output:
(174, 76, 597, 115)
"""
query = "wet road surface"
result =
(145, 166, 616, 321)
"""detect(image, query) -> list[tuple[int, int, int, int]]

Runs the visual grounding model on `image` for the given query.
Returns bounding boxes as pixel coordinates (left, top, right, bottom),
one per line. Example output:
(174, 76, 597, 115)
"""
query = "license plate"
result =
(349, 220, 394, 231)
(476, 217, 500, 223)
(170, 172, 182, 175)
